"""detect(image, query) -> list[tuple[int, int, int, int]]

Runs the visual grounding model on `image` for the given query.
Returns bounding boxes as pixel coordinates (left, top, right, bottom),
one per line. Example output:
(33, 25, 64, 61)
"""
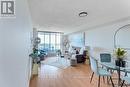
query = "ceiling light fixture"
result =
(79, 12, 88, 17)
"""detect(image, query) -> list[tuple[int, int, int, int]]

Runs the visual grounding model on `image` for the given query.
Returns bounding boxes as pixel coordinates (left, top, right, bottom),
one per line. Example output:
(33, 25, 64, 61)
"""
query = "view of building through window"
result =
(38, 31, 62, 54)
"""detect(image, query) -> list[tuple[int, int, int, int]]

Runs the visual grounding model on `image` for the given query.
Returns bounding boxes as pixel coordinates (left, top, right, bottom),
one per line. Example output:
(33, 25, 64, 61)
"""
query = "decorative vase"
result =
(115, 59, 126, 67)
(32, 63, 39, 75)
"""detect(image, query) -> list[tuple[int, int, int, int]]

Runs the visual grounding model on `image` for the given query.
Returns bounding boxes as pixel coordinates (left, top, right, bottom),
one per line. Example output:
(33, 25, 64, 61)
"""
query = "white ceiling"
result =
(28, 0, 130, 34)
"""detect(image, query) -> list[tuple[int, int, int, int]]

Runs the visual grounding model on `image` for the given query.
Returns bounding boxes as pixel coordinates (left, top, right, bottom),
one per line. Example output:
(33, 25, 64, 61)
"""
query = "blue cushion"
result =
(122, 76, 130, 83)
(98, 68, 111, 76)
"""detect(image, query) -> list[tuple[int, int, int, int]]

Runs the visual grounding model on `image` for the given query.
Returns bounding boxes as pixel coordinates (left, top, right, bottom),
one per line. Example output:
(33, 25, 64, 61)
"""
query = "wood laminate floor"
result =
(30, 58, 115, 87)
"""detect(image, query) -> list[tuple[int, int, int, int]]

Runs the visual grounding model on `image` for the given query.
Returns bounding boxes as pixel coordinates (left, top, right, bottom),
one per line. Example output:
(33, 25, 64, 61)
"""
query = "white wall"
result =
(85, 18, 130, 59)
(0, 0, 32, 87)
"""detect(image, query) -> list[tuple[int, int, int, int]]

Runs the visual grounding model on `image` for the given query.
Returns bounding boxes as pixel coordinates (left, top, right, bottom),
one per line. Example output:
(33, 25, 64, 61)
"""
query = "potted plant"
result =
(114, 48, 127, 67)
(29, 48, 40, 75)
(56, 49, 61, 56)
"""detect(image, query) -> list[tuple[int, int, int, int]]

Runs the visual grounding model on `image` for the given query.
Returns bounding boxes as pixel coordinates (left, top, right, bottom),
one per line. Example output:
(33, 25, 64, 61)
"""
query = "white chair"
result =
(90, 56, 114, 87)
(121, 76, 130, 87)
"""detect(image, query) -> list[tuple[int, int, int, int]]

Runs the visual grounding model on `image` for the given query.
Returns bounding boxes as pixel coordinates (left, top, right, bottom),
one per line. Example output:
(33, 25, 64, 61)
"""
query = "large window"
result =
(38, 31, 62, 52)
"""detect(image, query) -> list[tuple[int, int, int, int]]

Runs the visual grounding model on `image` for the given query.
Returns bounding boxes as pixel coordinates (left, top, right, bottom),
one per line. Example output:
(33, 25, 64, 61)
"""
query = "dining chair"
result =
(121, 76, 130, 87)
(90, 56, 114, 87)
(100, 53, 115, 83)
(100, 53, 111, 62)
(90, 53, 111, 83)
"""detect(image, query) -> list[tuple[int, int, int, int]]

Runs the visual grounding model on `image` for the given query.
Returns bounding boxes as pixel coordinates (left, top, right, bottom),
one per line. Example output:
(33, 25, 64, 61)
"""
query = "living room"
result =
(30, 19, 130, 87)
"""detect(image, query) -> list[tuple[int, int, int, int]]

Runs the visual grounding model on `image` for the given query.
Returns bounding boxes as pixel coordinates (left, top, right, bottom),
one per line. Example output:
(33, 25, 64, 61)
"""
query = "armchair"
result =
(76, 50, 88, 63)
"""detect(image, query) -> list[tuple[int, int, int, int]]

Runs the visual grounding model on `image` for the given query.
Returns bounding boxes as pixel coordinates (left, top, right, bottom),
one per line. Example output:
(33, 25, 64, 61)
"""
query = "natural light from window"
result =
(38, 32, 62, 53)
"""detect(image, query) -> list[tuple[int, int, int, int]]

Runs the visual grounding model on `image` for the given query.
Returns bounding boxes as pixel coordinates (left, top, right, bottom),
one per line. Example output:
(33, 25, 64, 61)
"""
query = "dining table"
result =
(99, 60, 130, 87)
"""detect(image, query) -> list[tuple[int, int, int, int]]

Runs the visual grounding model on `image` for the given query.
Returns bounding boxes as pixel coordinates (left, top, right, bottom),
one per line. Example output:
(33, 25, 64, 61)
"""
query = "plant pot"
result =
(32, 63, 39, 75)
(115, 59, 126, 67)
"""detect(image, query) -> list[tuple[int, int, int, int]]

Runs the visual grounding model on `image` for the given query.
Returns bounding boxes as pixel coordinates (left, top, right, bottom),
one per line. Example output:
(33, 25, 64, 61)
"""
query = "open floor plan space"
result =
(30, 58, 117, 87)
(1, 0, 130, 87)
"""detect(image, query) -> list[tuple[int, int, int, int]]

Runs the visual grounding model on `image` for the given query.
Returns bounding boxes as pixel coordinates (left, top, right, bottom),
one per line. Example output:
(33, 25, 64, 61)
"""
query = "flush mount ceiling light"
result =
(79, 12, 88, 17)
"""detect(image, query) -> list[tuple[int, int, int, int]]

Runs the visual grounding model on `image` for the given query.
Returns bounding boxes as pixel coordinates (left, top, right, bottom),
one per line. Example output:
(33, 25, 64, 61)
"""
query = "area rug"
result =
(41, 57, 70, 69)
